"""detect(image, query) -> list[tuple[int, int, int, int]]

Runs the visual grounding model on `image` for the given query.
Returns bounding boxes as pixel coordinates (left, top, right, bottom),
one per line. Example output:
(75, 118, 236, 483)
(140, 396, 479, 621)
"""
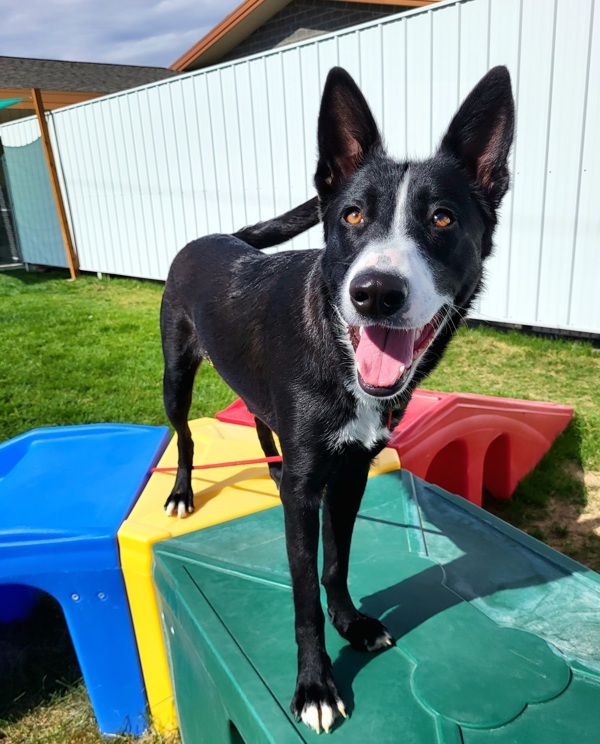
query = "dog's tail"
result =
(232, 196, 320, 250)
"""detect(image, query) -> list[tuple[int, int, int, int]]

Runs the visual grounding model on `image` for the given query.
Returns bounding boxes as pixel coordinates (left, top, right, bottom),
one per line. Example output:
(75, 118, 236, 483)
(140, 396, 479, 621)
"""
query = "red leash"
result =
(151, 455, 283, 473)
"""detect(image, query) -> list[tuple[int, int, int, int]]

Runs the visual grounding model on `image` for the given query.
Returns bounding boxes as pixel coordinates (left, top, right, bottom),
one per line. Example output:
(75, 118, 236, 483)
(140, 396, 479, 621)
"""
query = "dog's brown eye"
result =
(344, 209, 364, 225)
(432, 210, 454, 228)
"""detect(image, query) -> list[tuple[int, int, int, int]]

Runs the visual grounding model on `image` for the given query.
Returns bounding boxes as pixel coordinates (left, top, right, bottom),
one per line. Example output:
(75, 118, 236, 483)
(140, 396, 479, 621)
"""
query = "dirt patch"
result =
(524, 467, 600, 571)
(562, 463, 600, 495)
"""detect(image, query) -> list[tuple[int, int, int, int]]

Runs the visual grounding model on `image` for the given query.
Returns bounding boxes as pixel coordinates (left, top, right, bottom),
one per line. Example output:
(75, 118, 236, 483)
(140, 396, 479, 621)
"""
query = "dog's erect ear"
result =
(315, 67, 382, 199)
(440, 66, 515, 208)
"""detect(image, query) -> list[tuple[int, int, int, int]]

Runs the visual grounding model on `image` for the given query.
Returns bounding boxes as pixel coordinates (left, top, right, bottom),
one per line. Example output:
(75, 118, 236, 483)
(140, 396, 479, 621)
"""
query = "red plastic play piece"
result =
(216, 398, 256, 427)
(215, 391, 573, 506)
(387, 390, 573, 505)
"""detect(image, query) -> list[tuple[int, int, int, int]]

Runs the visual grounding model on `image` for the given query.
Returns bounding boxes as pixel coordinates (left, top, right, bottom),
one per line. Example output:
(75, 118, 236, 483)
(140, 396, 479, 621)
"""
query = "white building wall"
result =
(1, 0, 598, 333)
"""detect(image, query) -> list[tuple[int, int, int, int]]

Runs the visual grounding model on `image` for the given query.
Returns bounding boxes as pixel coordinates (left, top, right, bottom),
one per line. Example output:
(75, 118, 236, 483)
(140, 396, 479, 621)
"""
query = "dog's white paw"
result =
(335, 613, 395, 653)
(291, 671, 347, 734)
(165, 499, 194, 518)
(300, 699, 346, 734)
(365, 627, 394, 652)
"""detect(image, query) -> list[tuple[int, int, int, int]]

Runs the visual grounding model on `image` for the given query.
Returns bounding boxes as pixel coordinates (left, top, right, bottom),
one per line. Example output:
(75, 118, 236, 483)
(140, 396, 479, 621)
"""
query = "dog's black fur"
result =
(160, 66, 514, 732)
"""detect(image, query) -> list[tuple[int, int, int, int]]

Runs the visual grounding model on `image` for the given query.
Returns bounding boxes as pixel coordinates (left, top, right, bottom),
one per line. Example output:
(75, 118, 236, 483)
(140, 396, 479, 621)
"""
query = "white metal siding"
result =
(0, 0, 598, 333)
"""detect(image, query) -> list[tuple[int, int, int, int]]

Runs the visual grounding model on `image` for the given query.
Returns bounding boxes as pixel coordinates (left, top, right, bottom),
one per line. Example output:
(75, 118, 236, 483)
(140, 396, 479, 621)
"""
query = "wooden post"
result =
(31, 88, 79, 279)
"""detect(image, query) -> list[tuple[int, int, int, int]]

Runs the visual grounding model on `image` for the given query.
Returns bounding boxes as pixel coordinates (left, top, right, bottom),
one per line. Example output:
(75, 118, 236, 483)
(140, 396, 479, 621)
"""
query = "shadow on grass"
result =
(3, 267, 167, 290)
(484, 417, 600, 571)
(3, 268, 71, 286)
(0, 593, 82, 722)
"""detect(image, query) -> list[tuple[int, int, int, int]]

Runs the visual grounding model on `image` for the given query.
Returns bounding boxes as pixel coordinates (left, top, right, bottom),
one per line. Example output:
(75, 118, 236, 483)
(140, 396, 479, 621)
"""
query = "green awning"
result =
(0, 98, 24, 110)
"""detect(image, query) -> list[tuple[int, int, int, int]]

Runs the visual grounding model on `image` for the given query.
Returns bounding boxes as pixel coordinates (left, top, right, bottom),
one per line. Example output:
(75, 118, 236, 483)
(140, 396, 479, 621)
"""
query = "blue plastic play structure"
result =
(0, 423, 169, 735)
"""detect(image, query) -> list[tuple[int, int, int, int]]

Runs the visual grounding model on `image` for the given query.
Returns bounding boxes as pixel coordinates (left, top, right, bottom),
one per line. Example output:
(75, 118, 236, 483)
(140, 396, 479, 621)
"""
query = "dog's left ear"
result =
(440, 66, 515, 208)
(315, 67, 382, 200)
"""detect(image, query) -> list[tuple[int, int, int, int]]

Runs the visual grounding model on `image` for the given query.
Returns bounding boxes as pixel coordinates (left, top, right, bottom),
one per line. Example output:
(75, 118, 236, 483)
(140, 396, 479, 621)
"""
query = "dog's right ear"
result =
(439, 66, 515, 209)
(314, 67, 382, 200)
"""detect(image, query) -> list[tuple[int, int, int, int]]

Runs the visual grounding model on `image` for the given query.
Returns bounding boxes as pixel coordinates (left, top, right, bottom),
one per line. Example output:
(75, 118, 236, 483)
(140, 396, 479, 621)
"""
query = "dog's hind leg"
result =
(161, 310, 202, 518)
(254, 417, 282, 489)
(321, 457, 394, 652)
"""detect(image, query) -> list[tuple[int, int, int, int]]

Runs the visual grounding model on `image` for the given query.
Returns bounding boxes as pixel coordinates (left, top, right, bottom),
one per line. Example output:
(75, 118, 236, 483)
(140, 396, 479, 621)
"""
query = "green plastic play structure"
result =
(154, 470, 600, 742)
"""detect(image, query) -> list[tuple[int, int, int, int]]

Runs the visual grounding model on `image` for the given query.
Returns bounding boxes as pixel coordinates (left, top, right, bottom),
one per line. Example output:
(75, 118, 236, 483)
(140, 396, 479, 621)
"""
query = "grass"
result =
(0, 270, 235, 441)
(424, 322, 600, 568)
(0, 596, 179, 744)
(0, 268, 598, 742)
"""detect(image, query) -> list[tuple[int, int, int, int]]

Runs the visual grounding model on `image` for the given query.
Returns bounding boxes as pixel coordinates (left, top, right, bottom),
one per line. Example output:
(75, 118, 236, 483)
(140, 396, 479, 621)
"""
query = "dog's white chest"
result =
(328, 400, 389, 451)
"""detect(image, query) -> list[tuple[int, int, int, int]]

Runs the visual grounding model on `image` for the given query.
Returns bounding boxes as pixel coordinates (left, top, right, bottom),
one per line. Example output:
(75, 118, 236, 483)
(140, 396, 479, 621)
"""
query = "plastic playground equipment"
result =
(154, 469, 600, 742)
(0, 390, 578, 738)
(216, 390, 574, 506)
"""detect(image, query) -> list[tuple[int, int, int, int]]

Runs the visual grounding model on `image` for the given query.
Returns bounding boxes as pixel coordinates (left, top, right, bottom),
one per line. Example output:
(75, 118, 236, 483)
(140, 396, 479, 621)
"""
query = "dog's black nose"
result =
(349, 272, 408, 318)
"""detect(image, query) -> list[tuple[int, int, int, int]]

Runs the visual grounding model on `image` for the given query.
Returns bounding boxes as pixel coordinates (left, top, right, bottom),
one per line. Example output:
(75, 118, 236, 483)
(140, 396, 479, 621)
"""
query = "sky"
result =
(0, 0, 242, 68)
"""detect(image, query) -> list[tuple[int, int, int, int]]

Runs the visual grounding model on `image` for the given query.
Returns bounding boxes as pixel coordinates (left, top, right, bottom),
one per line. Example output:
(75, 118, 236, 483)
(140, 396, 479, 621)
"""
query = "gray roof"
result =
(0, 56, 180, 93)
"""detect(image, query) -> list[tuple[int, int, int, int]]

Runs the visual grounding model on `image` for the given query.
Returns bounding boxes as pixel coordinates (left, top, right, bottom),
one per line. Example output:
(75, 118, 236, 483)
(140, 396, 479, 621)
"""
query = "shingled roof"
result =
(0, 56, 179, 94)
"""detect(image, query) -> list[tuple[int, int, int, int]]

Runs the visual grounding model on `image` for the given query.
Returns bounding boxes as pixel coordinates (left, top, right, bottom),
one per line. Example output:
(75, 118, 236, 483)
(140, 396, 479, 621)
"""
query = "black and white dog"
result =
(160, 66, 514, 733)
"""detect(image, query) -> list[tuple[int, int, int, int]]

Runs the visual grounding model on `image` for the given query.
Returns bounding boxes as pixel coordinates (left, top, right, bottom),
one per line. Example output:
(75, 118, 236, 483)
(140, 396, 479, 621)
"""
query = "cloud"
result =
(0, 0, 241, 67)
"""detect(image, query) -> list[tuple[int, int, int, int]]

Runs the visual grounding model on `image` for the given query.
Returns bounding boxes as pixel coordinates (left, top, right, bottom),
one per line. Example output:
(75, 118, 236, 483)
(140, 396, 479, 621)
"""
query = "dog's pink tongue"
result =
(356, 326, 416, 387)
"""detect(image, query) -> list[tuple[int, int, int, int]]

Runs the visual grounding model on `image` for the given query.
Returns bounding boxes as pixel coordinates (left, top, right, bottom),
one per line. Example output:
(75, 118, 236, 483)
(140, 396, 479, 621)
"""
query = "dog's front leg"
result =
(160, 298, 201, 518)
(280, 468, 346, 734)
(321, 457, 394, 651)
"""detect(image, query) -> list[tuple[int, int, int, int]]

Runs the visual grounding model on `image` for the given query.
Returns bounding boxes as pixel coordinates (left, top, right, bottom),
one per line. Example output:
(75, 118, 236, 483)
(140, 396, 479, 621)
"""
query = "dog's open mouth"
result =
(348, 316, 439, 397)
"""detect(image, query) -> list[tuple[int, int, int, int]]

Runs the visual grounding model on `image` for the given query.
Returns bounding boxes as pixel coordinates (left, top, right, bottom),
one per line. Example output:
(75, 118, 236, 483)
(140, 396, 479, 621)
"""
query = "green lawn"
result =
(0, 270, 235, 442)
(0, 268, 598, 742)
